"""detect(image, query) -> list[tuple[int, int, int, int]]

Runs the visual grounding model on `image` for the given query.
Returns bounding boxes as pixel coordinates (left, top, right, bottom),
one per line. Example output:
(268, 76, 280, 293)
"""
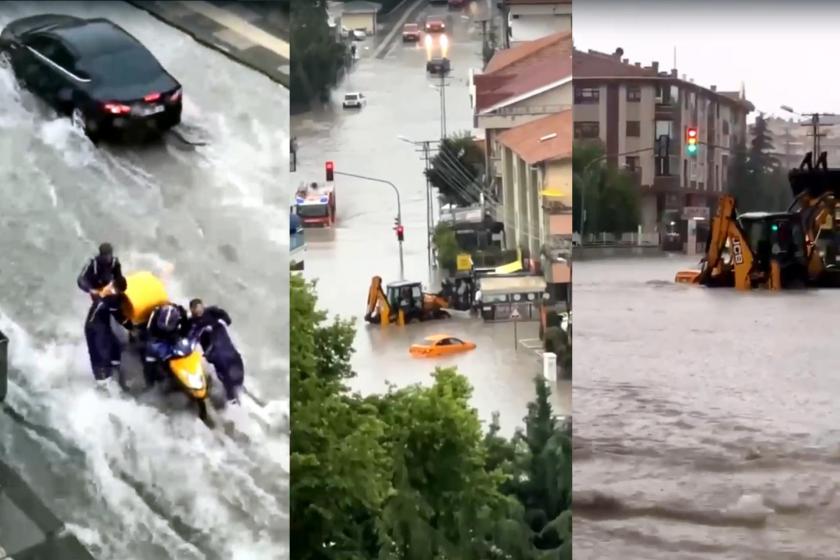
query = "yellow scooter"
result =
(116, 271, 215, 427)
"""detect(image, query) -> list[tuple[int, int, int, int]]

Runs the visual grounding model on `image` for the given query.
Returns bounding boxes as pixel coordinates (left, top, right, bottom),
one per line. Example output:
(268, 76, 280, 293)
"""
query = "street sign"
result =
(682, 206, 709, 220)
(510, 308, 521, 320)
(456, 253, 472, 271)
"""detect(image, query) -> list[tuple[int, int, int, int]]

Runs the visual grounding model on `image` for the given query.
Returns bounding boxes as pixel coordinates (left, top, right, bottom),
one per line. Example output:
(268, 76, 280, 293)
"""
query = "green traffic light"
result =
(771, 224, 779, 232)
(687, 144, 697, 155)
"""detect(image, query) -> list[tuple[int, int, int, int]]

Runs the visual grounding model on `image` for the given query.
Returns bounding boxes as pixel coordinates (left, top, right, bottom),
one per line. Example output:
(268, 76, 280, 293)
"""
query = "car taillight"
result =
(103, 102, 131, 115)
(144, 92, 161, 102)
(169, 88, 182, 102)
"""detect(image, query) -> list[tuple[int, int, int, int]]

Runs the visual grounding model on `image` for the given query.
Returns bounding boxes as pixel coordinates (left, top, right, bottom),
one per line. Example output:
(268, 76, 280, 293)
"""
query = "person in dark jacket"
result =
(142, 302, 190, 387)
(84, 275, 131, 383)
(189, 298, 244, 403)
(77, 243, 125, 298)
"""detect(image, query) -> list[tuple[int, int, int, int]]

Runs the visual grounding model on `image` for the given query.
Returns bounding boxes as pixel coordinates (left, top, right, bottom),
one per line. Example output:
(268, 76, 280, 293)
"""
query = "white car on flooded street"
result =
(342, 92, 365, 109)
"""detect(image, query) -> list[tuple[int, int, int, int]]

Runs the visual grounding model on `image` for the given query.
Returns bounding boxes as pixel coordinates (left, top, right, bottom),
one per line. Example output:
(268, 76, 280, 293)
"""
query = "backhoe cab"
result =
(675, 195, 807, 290)
(364, 276, 451, 326)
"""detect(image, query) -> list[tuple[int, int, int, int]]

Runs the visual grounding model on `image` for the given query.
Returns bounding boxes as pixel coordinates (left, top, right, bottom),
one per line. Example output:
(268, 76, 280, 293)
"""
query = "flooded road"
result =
(292, 2, 566, 432)
(573, 256, 840, 560)
(0, 2, 287, 559)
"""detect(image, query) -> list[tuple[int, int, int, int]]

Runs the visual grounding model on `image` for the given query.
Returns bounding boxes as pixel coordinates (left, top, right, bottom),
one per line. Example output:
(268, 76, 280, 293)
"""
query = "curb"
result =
(373, 0, 426, 59)
(126, 0, 289, 89)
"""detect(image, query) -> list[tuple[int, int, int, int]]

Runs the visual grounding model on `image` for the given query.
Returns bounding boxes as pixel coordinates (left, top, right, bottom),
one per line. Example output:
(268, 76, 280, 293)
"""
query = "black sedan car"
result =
(0, 14, 182, 142)
(426, 57, 451, 75)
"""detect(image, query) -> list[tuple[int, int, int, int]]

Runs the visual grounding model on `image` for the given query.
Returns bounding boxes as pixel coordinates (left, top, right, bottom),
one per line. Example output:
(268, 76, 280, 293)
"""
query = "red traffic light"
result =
(395, 224, 404, 241)
(395, 225, 404, 234)
(687, 128, 697, 139)
(325, 161, 334, 181)
(326, 161, 334, 170)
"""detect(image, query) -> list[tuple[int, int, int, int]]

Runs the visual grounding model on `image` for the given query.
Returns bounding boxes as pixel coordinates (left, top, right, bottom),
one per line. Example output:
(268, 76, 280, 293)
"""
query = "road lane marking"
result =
(373, 0, 425, 59)
(181, 1, 290, 59)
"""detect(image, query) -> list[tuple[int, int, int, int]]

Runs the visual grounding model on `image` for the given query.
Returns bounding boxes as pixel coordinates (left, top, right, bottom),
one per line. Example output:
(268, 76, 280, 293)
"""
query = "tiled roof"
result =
(573, 49, 657, 78)
(496, 110, 572, 164)
(474, 32, 571, 113)
(575, 49, 756, 111)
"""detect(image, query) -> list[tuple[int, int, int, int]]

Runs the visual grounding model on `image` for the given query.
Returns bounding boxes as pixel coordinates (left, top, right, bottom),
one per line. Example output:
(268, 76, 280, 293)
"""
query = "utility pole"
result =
(439, 71, 448, 139)
(423, 141, 433, 271)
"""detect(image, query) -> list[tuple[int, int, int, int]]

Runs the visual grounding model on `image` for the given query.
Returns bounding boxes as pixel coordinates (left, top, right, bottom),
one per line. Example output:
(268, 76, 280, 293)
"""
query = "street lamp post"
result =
(334, 170, 404, 280)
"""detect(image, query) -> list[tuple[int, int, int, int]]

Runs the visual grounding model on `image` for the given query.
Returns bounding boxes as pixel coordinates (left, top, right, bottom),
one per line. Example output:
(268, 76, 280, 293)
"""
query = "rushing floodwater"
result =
(574, 256, 840, 560)
(0, 2, 288, 559)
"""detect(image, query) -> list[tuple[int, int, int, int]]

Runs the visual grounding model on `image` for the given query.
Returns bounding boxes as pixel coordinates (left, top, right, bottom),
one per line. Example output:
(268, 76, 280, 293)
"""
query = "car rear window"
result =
(85, 47, 164, 86)
(345, 94, 358, 100)
(404, 24, 418, 30)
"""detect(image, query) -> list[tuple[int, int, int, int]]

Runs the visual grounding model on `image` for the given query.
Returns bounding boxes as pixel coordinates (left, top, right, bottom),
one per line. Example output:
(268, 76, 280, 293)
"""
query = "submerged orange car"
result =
(409, 334, 476, 357)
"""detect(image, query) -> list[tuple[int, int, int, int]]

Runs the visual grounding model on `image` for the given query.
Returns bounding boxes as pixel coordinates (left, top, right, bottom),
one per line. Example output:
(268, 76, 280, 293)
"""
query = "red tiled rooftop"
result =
(573, 49, 658, 78)
(496, 111, 572, 164)
(475, 32, 571, 114)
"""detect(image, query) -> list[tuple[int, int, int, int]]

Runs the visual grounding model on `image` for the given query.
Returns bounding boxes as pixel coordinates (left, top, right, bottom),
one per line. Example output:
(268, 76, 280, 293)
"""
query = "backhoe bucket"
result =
(675, 270, 701, 284)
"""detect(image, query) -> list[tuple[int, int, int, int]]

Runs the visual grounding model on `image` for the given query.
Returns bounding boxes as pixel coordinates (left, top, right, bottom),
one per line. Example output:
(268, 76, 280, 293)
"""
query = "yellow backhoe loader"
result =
(364, 276, 451, 326)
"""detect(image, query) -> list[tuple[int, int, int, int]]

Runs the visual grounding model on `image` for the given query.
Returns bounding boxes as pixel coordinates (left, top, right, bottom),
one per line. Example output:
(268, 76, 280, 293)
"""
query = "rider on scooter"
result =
(142, 302, 190, 388)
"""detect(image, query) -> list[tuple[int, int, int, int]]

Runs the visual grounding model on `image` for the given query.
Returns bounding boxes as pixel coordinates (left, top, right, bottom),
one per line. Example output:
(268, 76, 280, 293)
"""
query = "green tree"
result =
(573, 140, 641, 236)
(291, 0, 347, 107)
(290, 274, 390, 557)
(433, 223, 459, 272)
(426, 132, 486, 207)
(727, 115, 792, 212)
(513, 377, 572, 558)
(291, 276, 572, 560)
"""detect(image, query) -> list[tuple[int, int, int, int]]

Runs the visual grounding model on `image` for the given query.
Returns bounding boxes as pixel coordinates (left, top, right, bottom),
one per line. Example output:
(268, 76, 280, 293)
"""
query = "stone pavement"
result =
(128, 0, 290, 87)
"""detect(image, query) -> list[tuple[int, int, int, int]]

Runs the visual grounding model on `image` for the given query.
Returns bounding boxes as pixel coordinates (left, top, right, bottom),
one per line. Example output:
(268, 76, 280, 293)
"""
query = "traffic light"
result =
(686, 127, 698, 157)
(395, 222, 404, 242)
(325, 161, 334, 182)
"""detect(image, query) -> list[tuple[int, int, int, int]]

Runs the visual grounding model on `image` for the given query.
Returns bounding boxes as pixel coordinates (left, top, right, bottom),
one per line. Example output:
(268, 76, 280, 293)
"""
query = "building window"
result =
(722, 120, 730, 135)
(574, 87, 600, 104)
(684, 93, 689, 109)
(626, 120, 640, 137)
(655, 120, 673, 140)
(625, 156, 640, 170)
(574, 121, 600, 139)
(626, 86, 641, 102)
(715, 164, 719, 190)
(716, 103, 720, 118)
(655, 84, 670, 104)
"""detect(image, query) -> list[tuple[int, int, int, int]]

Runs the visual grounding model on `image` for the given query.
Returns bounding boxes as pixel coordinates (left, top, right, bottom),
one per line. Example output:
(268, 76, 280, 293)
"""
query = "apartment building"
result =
(573, 48, 754, 237)
(496, 111, 572, 301)
(505, 0, 572, 44)
(471, 31, 572, 195)
(470, 32, 572, 304)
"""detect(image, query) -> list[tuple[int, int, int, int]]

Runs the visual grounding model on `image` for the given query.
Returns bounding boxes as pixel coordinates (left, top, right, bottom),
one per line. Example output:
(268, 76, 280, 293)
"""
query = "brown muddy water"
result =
(574, 256, 840, 560)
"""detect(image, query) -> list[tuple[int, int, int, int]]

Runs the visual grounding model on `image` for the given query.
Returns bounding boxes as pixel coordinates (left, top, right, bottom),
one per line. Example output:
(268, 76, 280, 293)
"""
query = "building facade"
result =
(573, 48, 754, 239)
(495, 111, 572, 302)
(506, 0, 572, 44)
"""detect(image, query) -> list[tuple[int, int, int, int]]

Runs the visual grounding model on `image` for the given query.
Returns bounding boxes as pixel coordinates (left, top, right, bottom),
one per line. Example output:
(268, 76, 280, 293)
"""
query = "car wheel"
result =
(0, 49, 10, 69)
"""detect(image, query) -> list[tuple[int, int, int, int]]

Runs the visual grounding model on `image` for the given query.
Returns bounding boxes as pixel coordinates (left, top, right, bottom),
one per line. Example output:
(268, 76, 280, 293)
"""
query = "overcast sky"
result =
(574, 0, 840, 122)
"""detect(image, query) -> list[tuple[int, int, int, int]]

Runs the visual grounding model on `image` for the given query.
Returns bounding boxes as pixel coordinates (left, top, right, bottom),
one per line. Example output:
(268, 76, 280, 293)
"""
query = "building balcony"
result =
(652, 174, 680, 191)
(655, 102, 678, 119)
